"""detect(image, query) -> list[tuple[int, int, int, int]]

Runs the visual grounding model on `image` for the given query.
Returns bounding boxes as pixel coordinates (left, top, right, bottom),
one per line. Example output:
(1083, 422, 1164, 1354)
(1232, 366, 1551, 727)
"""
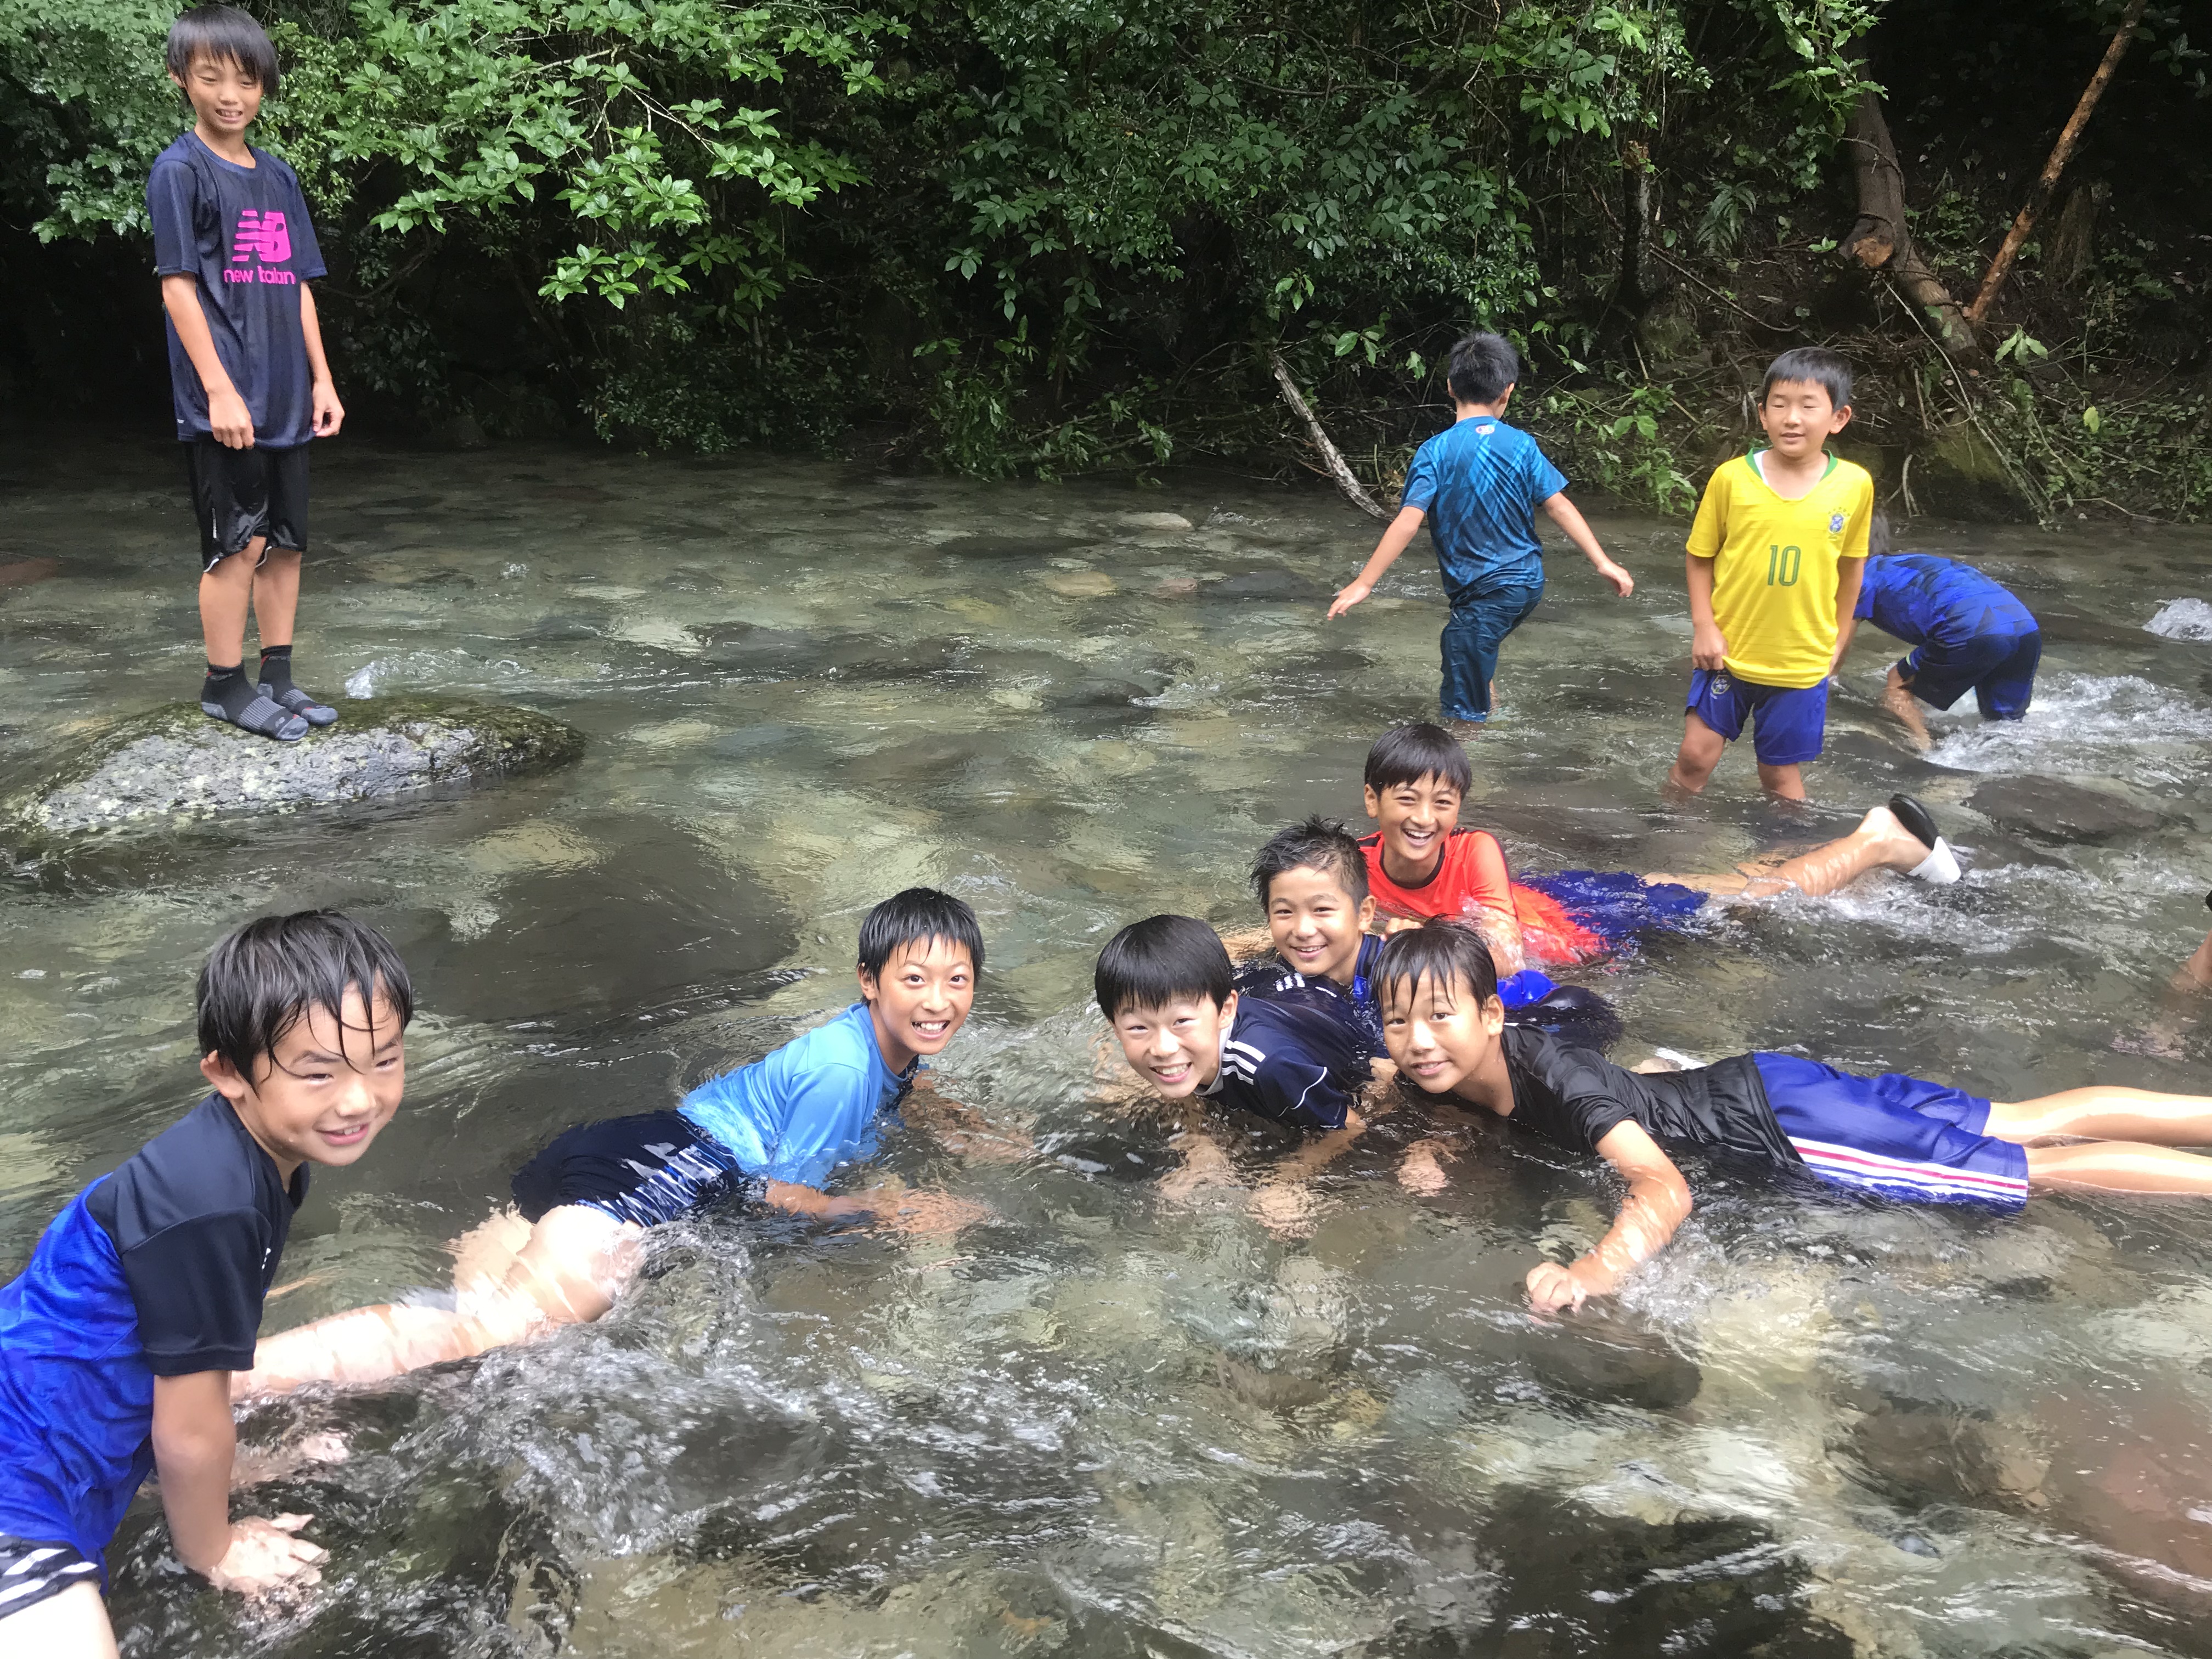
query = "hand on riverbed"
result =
(865, 1186, 993, 1237)
(1249, 1181, 1321, 1240)
(1525, 1259, 1611, 1315)
(204, 1513, 326, 1597)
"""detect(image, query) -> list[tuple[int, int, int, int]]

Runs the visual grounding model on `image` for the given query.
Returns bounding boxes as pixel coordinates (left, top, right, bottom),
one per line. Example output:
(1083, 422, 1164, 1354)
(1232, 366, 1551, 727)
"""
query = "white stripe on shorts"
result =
(1791, 1136, 2028, 1205)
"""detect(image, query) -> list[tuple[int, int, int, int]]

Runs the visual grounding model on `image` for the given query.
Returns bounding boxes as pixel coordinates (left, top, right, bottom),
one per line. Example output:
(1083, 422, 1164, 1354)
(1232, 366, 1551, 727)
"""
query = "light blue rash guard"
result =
(678, 1002, 916, 1187)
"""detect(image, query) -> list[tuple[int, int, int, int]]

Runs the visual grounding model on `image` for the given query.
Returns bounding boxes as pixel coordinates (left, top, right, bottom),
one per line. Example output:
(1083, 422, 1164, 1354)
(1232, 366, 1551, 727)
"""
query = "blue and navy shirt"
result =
(1200, 988, 1374, 1132)
(1855, 554, 2036, 652)
(147, 133, 328, 448)
(1233, 934, 1391, 1060)
(1400, 416, 1569, 605)
(679, 1002, 916, 1188)
(0, 1096, 305, 1567)
(1235, 934, 1560, 1063)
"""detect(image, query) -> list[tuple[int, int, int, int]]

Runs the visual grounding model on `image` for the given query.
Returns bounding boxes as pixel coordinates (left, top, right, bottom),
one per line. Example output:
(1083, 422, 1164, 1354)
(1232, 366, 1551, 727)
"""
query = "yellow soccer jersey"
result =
(1685, 451, 1874, 687)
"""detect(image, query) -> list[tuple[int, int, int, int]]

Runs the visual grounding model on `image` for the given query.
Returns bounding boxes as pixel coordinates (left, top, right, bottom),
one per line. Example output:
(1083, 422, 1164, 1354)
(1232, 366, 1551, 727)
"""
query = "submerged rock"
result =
(12, 696, 583, 835)
(1966, 774, 2170, 843)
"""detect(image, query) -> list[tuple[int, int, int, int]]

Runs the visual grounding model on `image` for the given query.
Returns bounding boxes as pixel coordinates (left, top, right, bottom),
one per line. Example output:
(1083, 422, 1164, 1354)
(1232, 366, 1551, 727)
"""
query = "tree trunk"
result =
(1965, 0, 2147, 325)
(1839, 89, 1979, 359)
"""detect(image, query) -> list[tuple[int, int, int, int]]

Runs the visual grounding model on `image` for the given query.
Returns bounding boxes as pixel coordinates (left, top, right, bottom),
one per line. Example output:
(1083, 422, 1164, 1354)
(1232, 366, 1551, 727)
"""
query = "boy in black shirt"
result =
(150, 7, 345, 741)
(1374, 921, 2212, 1314)
(0, 912, 410, 1652)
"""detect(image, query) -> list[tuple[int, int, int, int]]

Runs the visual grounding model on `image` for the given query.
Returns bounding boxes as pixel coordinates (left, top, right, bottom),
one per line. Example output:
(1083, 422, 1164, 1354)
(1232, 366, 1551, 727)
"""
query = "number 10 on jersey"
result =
(1766, 544, 1801, 586)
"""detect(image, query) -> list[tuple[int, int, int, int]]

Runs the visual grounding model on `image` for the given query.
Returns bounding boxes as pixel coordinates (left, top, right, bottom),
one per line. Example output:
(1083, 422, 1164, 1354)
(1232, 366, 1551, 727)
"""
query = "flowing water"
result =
(3, 428, 2211, 1657)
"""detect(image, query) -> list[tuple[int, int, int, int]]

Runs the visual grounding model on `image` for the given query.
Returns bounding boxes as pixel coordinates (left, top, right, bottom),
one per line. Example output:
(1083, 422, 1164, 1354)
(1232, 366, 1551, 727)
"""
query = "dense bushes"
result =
(3, 1, 2206, 517)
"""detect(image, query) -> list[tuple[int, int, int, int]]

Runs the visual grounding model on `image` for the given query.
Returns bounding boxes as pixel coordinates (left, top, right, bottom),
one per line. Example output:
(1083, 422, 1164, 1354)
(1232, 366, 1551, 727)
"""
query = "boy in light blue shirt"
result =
(231, 889, 991, 1396)
(1328, 331, 1634, 723)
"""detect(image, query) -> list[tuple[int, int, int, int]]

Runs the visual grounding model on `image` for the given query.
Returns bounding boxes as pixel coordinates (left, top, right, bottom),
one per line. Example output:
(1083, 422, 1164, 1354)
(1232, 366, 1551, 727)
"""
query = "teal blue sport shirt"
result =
(678, 1002, 916, 1187)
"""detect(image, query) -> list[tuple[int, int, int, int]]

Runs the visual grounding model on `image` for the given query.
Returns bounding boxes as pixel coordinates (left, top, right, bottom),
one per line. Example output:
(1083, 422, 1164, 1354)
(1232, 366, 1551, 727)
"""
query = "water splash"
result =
(2146, 597, 2212, 641)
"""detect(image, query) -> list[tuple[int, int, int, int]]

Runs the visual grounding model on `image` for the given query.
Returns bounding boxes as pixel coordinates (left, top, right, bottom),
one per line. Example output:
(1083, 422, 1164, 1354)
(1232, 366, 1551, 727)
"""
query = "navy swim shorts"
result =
(511, 1110, 763, 1229)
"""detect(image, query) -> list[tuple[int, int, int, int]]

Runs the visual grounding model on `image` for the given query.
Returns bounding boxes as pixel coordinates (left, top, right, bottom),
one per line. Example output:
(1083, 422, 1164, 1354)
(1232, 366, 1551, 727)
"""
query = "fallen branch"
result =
(1268, 350, 1389, 520)
(1965, 0, 2147, 326)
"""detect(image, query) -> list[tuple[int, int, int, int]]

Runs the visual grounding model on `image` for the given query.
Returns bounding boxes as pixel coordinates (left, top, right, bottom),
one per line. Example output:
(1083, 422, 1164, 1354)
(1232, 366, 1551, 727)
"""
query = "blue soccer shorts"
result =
(1898, 628, 2040, 721)
(1752, 1052, 2029, 1211)
(1686, 669, 1829, 765)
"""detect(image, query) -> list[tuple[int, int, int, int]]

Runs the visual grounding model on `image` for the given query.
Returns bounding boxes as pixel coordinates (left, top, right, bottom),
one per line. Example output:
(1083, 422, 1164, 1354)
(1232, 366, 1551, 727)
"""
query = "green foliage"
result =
(0, 0, 1892, 483)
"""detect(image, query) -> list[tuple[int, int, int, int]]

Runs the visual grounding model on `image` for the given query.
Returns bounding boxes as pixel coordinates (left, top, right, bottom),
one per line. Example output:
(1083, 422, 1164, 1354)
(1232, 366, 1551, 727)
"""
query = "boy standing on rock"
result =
(149, 6, 343, 743)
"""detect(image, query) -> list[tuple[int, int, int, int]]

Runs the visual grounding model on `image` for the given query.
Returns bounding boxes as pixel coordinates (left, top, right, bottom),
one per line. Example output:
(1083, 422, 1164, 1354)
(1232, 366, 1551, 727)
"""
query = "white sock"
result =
(1908, 837, 1961, 884)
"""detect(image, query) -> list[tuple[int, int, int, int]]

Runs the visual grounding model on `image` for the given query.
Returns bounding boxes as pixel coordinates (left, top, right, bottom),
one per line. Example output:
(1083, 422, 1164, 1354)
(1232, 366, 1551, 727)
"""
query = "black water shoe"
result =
(257, 646, 339, 727)
(1888, 793, 1960, 884)
(202, 663, 308, 742)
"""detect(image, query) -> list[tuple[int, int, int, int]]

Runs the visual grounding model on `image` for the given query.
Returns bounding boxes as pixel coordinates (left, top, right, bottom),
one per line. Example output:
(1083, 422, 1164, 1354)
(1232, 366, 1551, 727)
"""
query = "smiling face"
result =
(859, 937, 976, 1073)
(1758, 377, 1852, 464)
(1381, 968, 1503, 1098)
(1363, 771, 1463, 885)
(1265, 864, 1377, 987)
(1110, 990, 1236, 1098)
(170, 50, 264, 145)
(202, 986, 405, 1178)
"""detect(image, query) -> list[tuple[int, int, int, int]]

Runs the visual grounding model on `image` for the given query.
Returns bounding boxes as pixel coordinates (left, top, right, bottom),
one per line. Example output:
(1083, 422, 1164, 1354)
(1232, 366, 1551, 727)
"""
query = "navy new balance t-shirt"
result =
(0, 1095, 304, 1568)
(147, 133, 327, 448)
(1400, 416, 1568, 604)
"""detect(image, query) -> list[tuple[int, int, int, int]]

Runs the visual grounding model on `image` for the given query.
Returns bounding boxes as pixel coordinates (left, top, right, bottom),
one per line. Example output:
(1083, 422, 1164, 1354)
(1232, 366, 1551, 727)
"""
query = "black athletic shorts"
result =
(185, 436, 309, 572)
(0, 1534, 102, 1620)
(511, 1110, 763, 1229)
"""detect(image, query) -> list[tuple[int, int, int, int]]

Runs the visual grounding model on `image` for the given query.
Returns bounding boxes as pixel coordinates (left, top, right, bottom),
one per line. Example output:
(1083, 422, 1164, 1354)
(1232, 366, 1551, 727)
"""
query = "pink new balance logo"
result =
(224, 209, 297, 285)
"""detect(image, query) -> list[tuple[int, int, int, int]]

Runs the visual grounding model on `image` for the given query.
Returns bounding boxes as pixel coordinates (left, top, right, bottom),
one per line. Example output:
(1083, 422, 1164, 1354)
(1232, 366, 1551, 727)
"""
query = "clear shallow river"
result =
(3, 428, 2211, 1658)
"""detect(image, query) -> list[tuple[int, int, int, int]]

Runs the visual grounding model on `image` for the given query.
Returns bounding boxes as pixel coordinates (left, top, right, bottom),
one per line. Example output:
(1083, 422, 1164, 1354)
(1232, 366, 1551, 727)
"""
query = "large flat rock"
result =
(1966, 774, 2171, 843)
(12, 696, 583, 835)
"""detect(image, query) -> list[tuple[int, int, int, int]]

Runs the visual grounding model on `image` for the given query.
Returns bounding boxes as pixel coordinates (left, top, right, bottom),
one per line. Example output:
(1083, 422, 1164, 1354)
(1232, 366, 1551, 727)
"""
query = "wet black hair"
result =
(1760, 346, 1852, 414)
(1094, 915, 1233, 1019)
(1363, 721, 1472, 797)
(1250, 815, 1370, 910)
(857, 887, 984, 978)
(1446, 330, 1522, 405)
(197, 910, 412, 1082)
(1374, 920, 1500, 1014)
(1869, 504, 1892, 558)
(166, 5, 280, 95)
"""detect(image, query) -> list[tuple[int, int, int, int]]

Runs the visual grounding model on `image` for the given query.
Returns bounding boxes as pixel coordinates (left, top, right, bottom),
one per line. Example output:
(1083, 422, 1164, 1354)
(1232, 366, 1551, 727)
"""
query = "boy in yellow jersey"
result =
(1666, 348, 1874, 801)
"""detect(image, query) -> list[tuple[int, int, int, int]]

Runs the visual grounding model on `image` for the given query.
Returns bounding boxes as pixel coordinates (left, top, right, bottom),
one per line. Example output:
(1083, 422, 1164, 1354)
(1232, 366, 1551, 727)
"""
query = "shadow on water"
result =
(5, 433, 2212, 1655)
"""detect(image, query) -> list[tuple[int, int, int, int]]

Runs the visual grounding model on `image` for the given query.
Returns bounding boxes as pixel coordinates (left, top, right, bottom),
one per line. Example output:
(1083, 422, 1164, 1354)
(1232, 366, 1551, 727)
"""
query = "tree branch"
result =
(1964, 0, 2147, 326)
(1268, 351, 1388, 520)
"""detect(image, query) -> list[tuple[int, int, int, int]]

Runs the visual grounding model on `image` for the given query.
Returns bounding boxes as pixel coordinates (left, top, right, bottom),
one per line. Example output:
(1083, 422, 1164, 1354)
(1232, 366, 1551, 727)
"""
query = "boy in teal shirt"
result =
(233, 890, 993, 1396)
(1328, 331, 1633, 724)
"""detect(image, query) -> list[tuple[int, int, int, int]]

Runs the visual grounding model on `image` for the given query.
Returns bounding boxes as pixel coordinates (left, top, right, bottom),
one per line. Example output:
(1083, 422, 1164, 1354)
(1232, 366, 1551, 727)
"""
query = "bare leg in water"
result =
(1983, 1087, 2212, 1196)
(2173, 919, 2212, 996)
(1649, 800, 1944, 901)
(234, 1204, 641, 1398)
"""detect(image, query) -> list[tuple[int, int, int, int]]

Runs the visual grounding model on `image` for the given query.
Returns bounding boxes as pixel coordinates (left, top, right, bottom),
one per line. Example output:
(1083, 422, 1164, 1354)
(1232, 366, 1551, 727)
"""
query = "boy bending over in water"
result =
(1378, 921, 2212, 1314)
(1357, 721, 1959, 971)
(236, 889, 990, 1395)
